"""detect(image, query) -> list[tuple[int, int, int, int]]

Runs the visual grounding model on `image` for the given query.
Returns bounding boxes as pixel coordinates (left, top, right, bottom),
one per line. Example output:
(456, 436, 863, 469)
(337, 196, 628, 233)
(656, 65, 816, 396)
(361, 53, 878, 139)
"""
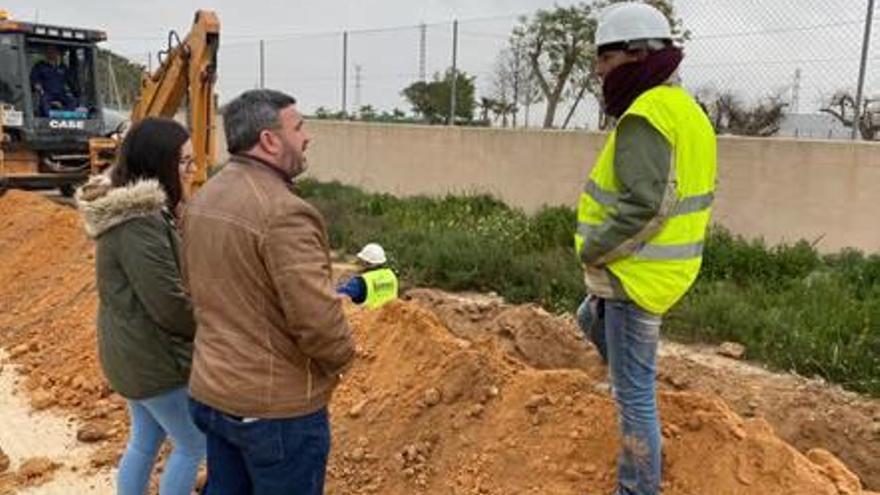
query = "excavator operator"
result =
(30, 45, 78, 117)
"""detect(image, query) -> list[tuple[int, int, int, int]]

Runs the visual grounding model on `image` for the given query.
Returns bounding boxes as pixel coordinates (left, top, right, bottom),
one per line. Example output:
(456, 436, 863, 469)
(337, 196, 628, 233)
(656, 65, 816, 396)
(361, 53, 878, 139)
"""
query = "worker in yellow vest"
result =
(336, 243, 399, 309)
(574, 3, 717, 494)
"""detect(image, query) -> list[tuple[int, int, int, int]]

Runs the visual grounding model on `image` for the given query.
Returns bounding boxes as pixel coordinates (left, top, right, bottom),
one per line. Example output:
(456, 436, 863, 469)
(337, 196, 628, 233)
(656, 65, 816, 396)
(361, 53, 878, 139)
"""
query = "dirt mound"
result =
(327, 301, 877, 494)
(408, 289, 880, 491)
(404, 289, 601, 375)
(0, 191, 878, 494)
(658, 343, 880, 491)
(0, 191, 128, 474)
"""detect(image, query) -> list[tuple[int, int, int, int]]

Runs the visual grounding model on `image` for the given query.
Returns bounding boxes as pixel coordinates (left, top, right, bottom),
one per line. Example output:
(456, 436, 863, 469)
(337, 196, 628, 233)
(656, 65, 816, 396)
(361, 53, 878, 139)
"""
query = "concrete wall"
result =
(295, 121, 879, 253)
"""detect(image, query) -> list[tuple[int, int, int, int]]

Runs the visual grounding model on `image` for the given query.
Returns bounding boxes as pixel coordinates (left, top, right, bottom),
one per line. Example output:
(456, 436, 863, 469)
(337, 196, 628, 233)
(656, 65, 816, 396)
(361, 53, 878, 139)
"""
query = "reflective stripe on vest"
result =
(582, 179, 714, 218)
(578, 221, 705, 261)
(577, 185, 714, 261)
(574, 85, 717, 314)
(361, 268, 399, 309)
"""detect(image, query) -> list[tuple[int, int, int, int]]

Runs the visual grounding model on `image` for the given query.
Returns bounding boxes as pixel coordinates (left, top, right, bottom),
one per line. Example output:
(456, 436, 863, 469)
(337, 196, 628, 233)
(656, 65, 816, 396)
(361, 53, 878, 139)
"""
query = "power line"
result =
(107, 11, 866, 55)
(106, 12, 526, 44)
(459, 30, 509, 40)
(686, 55, 861, 69)
(690, 18, 864, 40)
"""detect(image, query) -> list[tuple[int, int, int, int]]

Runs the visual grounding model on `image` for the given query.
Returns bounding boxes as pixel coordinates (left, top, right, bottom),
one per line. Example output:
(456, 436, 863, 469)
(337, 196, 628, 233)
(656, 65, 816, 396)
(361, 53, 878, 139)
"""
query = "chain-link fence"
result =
(109, 0, 879, 140)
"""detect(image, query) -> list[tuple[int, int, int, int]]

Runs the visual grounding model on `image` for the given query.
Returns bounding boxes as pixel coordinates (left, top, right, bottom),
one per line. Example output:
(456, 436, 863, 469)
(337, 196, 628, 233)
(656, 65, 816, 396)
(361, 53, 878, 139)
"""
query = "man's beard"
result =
(281, 143, 305, 178)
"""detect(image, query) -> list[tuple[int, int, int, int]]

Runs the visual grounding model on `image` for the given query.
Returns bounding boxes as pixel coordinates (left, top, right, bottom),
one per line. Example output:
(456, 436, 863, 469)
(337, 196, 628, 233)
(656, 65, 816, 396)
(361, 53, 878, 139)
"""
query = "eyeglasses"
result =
(179, 156, 195, 171)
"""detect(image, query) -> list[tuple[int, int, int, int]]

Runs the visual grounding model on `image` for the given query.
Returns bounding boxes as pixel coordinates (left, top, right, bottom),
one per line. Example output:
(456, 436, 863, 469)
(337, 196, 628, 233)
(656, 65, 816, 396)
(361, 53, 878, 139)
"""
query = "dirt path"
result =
(0, 357, 112, 494)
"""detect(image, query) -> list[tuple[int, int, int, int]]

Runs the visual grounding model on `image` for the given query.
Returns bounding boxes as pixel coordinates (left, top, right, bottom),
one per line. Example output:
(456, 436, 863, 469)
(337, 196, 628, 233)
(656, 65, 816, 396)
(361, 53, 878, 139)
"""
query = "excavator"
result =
(0, 9, 219, 196)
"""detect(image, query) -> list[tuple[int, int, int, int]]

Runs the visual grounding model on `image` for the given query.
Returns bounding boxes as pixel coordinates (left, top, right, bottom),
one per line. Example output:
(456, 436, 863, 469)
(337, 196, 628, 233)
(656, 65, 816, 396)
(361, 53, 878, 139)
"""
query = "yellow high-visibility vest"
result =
(575, 85, 717, 315)
(361, 268, 399, 309)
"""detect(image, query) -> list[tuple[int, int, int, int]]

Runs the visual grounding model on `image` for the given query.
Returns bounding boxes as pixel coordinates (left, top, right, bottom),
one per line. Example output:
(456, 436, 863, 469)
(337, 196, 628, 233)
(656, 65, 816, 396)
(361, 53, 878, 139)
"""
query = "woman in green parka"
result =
(76, 117, 205, 495)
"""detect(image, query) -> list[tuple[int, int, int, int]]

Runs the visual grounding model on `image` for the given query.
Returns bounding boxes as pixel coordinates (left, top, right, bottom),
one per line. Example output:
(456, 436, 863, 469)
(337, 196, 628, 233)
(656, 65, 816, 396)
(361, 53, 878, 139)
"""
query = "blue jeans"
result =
(189, 399, 331, 495)
(577, 296, 663, 495)
(37, 91, 77, 117)
(118, 387, 206, 495)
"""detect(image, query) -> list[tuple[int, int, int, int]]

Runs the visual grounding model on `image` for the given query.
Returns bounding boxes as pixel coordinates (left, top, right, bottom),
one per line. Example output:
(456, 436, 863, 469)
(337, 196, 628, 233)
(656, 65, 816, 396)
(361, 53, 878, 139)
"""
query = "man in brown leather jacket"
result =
(182, 89, 355, 495)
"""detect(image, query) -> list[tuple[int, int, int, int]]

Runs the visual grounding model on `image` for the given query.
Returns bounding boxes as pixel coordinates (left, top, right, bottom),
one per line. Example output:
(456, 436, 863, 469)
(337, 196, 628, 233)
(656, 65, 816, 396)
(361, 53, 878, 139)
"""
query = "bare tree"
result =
(697, 89, 788, 137)
(489, 43, 542, 128)
(820, 91, 880, 140)
(489, 52, 515, 127)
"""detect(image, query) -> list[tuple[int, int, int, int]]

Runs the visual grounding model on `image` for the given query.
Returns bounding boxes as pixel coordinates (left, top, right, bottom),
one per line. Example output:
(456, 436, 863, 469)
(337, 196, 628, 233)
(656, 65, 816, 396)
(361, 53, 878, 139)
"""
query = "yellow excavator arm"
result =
(127, 10, 220, 190)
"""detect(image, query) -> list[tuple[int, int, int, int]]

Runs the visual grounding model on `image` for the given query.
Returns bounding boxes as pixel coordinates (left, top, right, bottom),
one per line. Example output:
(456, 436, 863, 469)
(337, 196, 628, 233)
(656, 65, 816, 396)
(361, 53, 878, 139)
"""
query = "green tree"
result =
(512, 0, 683, 129)
(313, 106, 348, 120)
(357, 104, 378, 121)
(478, 97, 496, 124)
(401, 69, 476, 125)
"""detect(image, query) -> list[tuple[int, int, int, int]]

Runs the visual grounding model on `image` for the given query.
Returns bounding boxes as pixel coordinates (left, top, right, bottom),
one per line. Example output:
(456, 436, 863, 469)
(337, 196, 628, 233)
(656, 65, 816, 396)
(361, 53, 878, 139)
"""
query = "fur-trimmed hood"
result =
(75, 174, 168, 238)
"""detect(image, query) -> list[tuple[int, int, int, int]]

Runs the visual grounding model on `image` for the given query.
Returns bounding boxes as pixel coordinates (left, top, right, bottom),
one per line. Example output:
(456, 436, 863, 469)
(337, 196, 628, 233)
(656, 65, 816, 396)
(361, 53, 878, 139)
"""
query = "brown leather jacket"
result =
(181, 156, 355, 418)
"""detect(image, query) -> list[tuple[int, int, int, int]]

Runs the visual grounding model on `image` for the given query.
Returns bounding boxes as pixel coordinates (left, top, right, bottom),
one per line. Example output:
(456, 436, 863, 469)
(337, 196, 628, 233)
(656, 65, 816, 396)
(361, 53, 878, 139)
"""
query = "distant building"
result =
(778, 113, 851, 140)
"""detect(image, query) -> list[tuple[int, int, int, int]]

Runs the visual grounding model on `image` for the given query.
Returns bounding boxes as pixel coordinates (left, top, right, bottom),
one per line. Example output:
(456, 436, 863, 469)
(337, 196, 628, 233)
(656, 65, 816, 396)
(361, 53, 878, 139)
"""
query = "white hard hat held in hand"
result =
(595, 2, 673, 48)
(357, 243, 387, 266)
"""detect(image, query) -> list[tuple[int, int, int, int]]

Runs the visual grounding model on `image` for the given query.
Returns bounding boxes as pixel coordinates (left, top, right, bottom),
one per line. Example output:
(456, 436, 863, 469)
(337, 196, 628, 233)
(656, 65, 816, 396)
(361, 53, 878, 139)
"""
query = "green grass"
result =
(297, 179, 880, 396)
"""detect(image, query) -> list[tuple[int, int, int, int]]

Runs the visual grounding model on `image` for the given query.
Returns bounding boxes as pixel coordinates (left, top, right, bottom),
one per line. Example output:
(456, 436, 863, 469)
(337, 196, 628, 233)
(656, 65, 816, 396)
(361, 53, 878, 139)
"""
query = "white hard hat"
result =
(595, 2, 672, 48)
(357, 243, 387, 265)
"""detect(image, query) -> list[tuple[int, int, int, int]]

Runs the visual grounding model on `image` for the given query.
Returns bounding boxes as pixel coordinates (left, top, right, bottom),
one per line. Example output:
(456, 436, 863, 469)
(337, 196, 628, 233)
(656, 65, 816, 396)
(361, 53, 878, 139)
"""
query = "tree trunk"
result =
(543, 98, 559, 128)
(561, 81, 590, 130)
(541, 62, 575, 128)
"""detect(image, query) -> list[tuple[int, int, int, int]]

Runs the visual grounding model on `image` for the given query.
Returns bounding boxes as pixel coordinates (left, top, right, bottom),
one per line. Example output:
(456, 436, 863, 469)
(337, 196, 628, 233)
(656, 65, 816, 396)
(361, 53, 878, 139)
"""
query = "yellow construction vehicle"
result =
(126, 10, 220, 192)
(0, 9, 108, 196)
(0, 9, 219, 196)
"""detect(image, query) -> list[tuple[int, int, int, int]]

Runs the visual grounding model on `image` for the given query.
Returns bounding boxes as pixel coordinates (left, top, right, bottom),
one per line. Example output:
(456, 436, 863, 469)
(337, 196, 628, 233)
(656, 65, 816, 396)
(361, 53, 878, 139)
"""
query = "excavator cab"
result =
(0, 10, 107, 195)
(0, 9, 219, 198)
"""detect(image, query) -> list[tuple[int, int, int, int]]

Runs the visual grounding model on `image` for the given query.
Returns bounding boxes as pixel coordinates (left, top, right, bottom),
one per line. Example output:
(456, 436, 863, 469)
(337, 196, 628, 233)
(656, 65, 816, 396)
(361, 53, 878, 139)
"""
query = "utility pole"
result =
(791, 68, 801, 114)
(512, 43, 521, 128)
(342, 31, 349, 115)
(448, 20, 458, 126)
(259, 40, 266, 89)
(852, 0, 875, 140)
(419, 23, 427, 82)
(355, 64, 362, 110)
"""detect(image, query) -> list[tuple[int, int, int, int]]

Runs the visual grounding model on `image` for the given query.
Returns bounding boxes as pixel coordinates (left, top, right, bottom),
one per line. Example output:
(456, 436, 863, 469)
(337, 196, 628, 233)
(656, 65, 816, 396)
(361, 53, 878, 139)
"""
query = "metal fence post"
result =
(852, 0, 875, 140)
(342, 31, 349, 115)
(449, 20, 459, 126)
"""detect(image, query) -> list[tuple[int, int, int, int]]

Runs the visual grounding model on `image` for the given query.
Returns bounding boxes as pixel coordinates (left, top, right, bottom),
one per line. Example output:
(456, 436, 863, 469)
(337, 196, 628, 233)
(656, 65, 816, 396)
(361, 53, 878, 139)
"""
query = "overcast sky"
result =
(7, 0, 877, 128)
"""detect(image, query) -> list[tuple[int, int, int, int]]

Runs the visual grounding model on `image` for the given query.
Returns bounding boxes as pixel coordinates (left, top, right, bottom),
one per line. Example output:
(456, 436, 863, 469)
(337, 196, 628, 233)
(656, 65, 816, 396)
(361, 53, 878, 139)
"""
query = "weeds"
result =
(298, 179, 880, 396)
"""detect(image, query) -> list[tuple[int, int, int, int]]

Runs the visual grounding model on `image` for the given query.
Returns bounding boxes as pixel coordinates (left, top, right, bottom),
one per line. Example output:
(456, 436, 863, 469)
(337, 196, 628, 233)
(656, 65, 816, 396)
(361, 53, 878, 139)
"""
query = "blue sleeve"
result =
(336, 276, 367, 304)
(30, 63, 45, 87)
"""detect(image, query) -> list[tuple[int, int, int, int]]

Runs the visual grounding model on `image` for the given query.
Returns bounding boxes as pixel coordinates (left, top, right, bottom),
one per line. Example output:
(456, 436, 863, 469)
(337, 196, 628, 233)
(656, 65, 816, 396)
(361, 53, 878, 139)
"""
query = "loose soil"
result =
(1, 190, 878, 494)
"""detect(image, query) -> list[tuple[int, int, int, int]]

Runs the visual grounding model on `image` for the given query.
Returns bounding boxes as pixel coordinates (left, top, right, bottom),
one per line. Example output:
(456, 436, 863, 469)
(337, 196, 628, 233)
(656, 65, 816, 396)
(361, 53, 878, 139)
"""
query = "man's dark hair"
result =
(111, 117, 189, 211)
(222, 89, 297, 154)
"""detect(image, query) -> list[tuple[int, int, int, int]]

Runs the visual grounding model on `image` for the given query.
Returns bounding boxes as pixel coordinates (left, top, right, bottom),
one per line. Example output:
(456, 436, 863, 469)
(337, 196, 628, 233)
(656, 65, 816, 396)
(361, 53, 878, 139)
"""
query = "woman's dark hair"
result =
(111, 117, 190, 211)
